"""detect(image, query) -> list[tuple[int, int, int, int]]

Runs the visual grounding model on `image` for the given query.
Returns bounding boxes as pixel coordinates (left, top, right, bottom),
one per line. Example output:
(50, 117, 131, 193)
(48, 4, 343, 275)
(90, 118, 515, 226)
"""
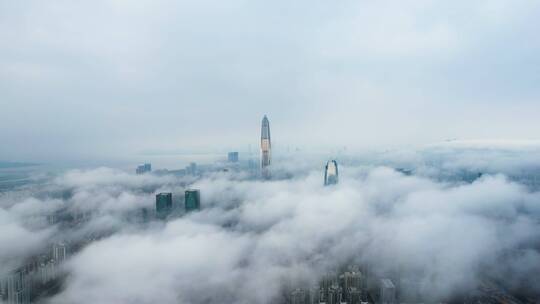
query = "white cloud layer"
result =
(4, 161, 535, 303)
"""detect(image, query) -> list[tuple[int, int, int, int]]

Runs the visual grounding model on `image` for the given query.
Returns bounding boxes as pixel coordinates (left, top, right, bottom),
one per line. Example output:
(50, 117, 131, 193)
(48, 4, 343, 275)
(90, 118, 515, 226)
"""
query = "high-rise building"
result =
(39, 261, 57, 285)
(340, 270, 363, 302)
(3, 268, 30, 304)
(140, 207, 149, 223)
(324, 160, 339, 186)
(156, 193, 172, 219)
(260, 115, 271, 178)
(186, 162, 197, 175)
(185, 189, 200, 212)
(379, 279, 396, 304)
(347, 287, 362, 304)
(52, 243, 67, 263)
(320, 272, 338, 291)
(320, 272, 338, 302)
(228, 152, 239, 162)
(136, 163, 152, 174)
(340, 270, 362, 290)
(308, 286, 320, 304)
(290, 288, 307, 304)
(327, 284, 343, 304)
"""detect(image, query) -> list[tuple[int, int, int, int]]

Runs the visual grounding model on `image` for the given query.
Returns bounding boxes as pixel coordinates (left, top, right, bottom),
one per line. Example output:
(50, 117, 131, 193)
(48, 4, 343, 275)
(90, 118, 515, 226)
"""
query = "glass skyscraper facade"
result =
(155, 193, 172, 219)
(185, 189, 200, 212)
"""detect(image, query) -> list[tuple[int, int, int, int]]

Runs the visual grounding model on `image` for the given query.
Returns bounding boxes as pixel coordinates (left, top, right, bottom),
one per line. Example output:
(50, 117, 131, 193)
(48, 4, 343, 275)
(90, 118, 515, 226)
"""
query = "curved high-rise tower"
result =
(260, 115, 271, 178)
(324, 160, 338, 186)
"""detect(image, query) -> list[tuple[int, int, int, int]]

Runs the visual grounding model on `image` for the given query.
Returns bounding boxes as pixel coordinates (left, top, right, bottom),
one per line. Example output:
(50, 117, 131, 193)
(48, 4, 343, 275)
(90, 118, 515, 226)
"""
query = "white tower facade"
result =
(260, 115, 271, 178)
(324, 160, 339, 186)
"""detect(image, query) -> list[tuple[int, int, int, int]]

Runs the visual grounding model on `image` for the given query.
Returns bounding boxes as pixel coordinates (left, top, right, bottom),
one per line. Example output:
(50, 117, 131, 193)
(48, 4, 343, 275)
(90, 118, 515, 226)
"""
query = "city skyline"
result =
(1, 1, 540, 304)
(2, 117, 540, 303)
(2, 151, 540, 303)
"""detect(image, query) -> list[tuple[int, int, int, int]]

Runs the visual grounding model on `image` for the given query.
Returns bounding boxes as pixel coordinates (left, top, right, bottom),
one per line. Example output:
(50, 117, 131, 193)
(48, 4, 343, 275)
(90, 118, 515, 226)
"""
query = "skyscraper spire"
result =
(261, 115, 271, 178)
(324, 160, 339, 186)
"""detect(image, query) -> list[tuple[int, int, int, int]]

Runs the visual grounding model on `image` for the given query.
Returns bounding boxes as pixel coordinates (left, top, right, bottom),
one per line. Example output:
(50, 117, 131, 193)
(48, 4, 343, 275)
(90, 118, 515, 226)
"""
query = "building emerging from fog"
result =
(380, 279, 396, 304)
(52, 243, 67, 263)
(156, 193, 172, 219)
(1, 268, 30, 304)
(290, 288, 307, 304)
(324, 160, 339, 186)
(136, 163, 151, 174)
(187, 162, 197, 176)
(228, 152, 239, 163)
(327, 284, 343, 304)
(260, 115, 271, 178)
(185, 189, 200, 212)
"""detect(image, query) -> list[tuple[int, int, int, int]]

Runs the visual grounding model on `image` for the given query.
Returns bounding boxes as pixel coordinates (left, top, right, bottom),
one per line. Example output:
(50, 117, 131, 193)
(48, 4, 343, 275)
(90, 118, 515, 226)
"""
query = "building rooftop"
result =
(381, 278, 395, 289)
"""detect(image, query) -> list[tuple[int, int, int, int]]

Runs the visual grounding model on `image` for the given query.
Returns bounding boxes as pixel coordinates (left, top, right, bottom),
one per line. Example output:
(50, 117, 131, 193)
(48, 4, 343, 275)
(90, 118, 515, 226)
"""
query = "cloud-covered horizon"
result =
(1, 149, 540, 303)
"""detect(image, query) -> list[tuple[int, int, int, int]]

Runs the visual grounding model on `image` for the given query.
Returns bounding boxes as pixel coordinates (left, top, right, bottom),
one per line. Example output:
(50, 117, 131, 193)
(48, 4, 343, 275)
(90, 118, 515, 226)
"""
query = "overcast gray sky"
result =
(1, 0, 539, 162)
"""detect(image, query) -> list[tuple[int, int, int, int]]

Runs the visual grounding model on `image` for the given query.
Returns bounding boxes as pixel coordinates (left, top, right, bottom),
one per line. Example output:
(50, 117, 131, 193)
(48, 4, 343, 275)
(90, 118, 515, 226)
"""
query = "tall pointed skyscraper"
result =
(324, 160, 339, 186)
(260, 115, 271, 178)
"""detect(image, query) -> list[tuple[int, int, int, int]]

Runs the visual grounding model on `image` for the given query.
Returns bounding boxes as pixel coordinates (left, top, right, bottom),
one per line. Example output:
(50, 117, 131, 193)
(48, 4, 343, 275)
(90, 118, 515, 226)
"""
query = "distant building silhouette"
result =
(140, 207, 149, 223)
(186, 162, 197, 176)
(228, 152, 239, 162)
(136, 163, 151, 174)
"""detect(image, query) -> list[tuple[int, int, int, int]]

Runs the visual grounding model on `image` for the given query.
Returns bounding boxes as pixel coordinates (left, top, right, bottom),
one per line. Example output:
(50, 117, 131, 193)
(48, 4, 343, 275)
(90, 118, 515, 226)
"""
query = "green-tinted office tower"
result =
(185, 189, 200, 212)
(156, 193, 172, 219)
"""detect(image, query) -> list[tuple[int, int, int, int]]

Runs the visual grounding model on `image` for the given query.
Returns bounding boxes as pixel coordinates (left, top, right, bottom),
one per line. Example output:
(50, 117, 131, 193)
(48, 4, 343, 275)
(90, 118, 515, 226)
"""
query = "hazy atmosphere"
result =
(1, 1, 540, 304)
(1, 0, 540, 162)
